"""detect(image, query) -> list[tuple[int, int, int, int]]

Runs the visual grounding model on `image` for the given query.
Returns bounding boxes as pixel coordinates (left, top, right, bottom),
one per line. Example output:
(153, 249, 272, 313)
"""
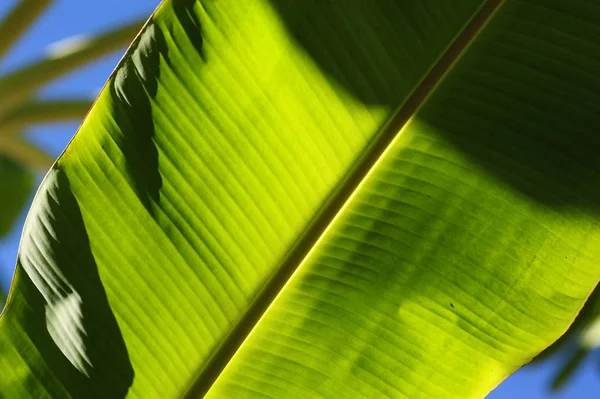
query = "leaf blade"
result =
(2, 0, 600, 398)
(1, 0, 491, 396)
(205, 0, 600, 396)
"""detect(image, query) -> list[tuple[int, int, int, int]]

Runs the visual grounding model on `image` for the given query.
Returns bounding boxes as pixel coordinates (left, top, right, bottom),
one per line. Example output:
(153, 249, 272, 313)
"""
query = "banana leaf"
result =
(1, 0, 599, 398)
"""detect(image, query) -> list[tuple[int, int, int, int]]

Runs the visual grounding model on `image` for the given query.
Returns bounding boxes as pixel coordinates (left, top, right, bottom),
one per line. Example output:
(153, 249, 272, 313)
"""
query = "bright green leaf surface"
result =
(1, 0, 600, 398)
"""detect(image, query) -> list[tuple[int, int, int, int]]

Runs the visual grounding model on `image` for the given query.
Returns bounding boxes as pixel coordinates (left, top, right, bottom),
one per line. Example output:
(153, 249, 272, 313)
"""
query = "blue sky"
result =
(0, 1, 597, 398)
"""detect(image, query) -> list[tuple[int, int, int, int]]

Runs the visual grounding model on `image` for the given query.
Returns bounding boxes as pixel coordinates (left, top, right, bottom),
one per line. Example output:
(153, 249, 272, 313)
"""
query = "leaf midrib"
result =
(184, 0, 505, 397)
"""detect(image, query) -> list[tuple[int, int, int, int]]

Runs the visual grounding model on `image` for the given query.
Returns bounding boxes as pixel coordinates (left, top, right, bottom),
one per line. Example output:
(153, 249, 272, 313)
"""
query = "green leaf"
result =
(2, 0, 600, 398)
(0, 156, 34, 237)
